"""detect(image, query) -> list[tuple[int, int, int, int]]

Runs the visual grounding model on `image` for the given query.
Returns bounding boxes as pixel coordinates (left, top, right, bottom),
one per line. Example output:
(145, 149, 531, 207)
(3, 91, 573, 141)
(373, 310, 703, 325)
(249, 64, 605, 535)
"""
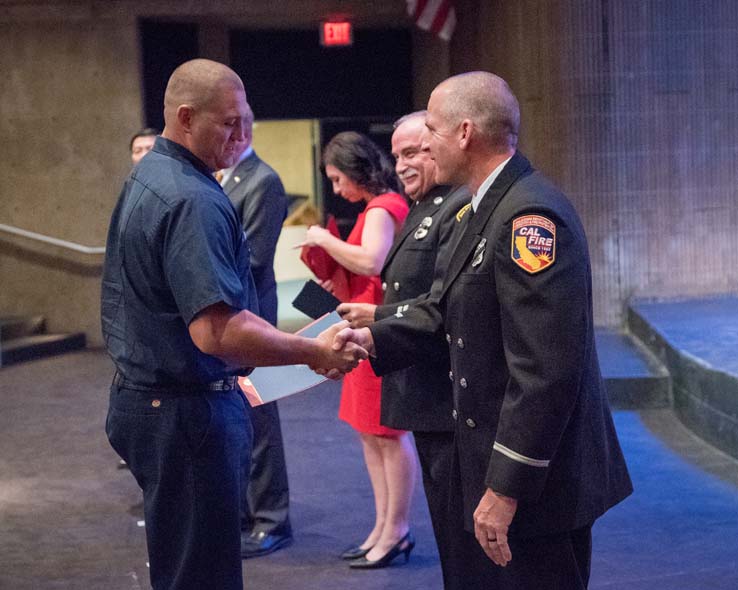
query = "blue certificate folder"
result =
(240, 312, 343, 406)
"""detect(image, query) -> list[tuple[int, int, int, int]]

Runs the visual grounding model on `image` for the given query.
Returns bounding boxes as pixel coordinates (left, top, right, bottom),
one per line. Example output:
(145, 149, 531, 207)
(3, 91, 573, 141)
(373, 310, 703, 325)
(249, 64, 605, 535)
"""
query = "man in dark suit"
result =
(335, 72, 633, 589)
(219, 101, 292, 558)
(336, 111, 488, 583)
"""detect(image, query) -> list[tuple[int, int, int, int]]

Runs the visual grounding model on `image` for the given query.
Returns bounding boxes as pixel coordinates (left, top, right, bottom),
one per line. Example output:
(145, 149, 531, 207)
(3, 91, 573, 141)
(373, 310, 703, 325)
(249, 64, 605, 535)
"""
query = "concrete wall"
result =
(3, 0, 735, 345)
(450, 0, 738, 326)
(0, 13, 141, 346)
(0, 1, 420, 347)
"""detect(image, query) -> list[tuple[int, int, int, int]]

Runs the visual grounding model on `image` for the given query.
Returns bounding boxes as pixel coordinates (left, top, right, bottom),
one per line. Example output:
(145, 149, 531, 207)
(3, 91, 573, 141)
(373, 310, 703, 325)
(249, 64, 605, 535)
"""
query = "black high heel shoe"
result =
(349, 532, 415, 569)
(340, 544, 372, 560)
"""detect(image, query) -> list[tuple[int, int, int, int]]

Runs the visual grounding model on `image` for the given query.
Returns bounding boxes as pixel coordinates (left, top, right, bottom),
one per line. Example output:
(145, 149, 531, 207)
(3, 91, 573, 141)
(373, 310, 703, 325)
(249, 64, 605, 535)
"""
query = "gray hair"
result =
(243, 101, 255, 130)
(393, 110, 427, 130)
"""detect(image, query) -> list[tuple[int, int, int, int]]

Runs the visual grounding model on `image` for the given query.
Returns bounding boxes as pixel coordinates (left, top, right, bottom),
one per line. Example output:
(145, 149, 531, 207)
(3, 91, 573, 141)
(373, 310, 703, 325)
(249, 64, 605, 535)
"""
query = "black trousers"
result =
(241, 400, 291, 534)
(493, 526, 592, 589)
(445, 440, 593, 590)
(414, 431, 491, 590)
(439, 523, 593, 589)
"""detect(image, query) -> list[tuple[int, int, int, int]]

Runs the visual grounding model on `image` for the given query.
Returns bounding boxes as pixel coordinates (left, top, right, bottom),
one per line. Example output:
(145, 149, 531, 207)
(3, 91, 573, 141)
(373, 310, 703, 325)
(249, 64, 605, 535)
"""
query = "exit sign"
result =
(321, 21, 353, 47)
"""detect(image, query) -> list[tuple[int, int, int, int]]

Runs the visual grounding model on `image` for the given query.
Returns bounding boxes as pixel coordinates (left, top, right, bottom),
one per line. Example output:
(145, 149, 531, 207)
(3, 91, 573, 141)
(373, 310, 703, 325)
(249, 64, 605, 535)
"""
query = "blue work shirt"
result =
(101, 136, 259, 387)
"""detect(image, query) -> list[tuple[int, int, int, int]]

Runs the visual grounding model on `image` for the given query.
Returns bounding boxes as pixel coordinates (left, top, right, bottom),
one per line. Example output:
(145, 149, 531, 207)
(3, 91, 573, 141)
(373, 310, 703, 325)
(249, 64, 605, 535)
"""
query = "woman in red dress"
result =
(301, 132, 417, 568)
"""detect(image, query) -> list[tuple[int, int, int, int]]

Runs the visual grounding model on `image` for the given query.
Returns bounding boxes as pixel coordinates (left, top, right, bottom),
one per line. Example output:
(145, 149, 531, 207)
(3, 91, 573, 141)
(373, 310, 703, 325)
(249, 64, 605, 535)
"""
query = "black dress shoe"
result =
(241, 529, 293, 559)
(340, 544, 372, 560)
(349, 532, 415, 569)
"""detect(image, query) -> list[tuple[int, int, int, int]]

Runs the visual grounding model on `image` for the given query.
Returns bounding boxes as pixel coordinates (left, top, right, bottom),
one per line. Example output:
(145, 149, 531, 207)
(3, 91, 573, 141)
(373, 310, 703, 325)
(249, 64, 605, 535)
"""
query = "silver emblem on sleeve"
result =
(394, 304, 410, 318)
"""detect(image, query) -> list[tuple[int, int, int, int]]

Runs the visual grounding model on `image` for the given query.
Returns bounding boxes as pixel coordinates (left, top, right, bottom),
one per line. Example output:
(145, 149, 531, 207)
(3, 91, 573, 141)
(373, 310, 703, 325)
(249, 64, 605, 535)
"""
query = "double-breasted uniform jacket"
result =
(223, 150, 288, 326)
(370, 152, 633, 537)
(375, 184, 470, 432)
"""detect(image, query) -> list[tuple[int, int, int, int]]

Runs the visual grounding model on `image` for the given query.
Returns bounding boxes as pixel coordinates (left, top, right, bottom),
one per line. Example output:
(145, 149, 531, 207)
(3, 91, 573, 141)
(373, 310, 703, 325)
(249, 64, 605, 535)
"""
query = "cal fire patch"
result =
(511, 215, 556, 273)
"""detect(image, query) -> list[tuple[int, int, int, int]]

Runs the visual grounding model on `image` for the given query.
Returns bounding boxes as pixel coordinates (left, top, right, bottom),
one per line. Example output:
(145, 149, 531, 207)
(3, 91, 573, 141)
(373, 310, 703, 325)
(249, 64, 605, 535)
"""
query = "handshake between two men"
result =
(312, 319, 375, 379)
(311, 301, 379, 378)
(188, 302, 370, 378)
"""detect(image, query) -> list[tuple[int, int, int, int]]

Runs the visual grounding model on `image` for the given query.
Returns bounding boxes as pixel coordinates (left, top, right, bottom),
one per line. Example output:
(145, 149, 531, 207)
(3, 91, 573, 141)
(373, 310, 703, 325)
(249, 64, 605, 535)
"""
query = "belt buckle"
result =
(210, 376, 237, 392)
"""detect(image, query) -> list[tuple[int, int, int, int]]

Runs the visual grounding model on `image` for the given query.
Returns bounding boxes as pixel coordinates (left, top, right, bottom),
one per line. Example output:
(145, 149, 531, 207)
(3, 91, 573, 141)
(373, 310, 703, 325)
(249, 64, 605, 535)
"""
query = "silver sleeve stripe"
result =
(493, 442, 550, 468)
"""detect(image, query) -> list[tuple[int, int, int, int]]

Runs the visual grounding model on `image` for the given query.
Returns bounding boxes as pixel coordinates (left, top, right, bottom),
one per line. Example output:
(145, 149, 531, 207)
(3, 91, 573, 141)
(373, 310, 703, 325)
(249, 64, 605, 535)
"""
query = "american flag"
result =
(405, 0, 457, 42)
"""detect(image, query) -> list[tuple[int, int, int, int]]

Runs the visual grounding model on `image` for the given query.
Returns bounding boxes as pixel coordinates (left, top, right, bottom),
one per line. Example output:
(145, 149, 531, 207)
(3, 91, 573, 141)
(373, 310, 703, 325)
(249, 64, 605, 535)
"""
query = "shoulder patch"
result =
(455, 203, 472, 222)
(511, 215, 556, 273)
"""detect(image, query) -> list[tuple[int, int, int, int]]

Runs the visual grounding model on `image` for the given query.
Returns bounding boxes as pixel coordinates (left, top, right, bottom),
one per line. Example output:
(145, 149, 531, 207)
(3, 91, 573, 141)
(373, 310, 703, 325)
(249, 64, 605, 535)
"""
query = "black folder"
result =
(292, 279, 341, 319)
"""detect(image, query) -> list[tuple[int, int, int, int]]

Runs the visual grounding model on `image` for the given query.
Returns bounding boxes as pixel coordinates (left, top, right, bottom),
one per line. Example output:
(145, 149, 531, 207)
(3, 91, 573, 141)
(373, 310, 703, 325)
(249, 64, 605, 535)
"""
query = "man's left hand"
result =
(473, 488, 518, 567)
(336, 302, 377, 328)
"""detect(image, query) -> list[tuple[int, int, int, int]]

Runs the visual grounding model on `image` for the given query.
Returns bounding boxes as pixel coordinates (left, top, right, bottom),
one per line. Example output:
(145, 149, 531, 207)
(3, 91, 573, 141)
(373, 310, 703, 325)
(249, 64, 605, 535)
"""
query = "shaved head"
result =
(164, 59, 245, 125)
(424, 71, 520, 188)
(161, 59, 250, 171)
(434, 71, 520, 151)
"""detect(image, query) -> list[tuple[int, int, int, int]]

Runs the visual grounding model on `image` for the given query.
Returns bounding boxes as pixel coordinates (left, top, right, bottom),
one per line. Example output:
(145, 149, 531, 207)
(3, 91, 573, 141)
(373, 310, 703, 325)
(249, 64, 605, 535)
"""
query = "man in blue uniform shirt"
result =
(334, 72, 632, 589)
(101, 59, 365, 590)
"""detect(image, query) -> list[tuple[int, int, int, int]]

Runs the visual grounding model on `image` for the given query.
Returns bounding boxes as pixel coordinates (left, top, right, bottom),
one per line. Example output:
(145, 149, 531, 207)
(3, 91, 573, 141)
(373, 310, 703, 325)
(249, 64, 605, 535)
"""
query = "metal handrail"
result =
(0, 223, 105, 255)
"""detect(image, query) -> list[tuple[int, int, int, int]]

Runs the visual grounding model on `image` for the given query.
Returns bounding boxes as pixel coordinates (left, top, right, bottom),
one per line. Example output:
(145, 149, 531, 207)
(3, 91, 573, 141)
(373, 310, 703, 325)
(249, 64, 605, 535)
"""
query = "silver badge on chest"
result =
(414, 216, 433, 240)
(471, 238, 487, 268)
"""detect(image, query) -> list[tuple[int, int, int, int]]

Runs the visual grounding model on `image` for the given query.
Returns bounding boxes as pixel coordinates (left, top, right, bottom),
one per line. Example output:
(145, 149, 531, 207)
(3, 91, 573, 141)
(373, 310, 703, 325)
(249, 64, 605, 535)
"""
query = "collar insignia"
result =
(456, 203, 472, 222)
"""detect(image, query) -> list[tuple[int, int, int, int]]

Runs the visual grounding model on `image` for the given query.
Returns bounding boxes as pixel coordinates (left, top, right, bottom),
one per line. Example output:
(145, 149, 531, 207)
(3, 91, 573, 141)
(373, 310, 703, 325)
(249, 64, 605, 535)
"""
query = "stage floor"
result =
(632, 297, 738, 376)
(1, 349, 737, 589)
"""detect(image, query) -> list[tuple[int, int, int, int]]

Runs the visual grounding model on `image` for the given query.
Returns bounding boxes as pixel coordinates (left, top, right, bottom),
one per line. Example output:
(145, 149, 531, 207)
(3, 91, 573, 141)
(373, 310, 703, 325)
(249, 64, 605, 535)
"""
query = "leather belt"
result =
(112, 372, 239, 394)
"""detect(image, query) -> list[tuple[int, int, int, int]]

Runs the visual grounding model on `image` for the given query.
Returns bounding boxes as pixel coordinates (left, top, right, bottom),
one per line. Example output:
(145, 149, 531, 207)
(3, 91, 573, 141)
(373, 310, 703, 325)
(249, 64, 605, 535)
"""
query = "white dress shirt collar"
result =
(219, 146, 254, 186)
(471, 155, 513, 212)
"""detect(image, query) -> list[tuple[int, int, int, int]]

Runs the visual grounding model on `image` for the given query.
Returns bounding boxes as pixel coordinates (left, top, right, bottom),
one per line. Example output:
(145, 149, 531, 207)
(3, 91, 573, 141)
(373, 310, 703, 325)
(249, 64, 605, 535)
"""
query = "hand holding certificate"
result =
(240, 312, 366, 406)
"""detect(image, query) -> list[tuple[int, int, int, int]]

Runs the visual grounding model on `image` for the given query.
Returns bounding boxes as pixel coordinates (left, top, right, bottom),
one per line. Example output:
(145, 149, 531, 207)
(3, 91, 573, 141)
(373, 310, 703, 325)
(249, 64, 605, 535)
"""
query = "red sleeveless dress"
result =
(338, 193, 409, 436)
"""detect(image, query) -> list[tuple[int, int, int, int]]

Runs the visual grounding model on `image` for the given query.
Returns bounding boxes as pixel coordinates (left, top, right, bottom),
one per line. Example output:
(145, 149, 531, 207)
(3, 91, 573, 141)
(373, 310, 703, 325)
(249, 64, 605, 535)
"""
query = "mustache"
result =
(398, 168, 419, 181)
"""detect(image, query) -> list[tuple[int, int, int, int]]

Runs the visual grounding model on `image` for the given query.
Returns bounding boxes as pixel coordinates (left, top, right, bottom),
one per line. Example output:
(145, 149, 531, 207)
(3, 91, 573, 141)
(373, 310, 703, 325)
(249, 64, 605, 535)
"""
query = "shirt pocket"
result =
(456, 270, 492, 285)
(402, 239, 435, 253)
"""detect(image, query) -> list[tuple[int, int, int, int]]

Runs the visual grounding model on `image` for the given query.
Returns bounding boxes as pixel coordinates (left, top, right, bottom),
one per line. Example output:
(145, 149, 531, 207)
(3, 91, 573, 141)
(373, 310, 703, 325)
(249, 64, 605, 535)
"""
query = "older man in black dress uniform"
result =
(335, 72, 633, 589)
(337, 111, 487, 582)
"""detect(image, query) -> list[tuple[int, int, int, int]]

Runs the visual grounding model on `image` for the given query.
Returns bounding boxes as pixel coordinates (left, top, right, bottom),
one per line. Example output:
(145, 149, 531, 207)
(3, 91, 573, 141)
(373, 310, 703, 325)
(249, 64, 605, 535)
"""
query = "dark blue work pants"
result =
(106, 385, 252, 590)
